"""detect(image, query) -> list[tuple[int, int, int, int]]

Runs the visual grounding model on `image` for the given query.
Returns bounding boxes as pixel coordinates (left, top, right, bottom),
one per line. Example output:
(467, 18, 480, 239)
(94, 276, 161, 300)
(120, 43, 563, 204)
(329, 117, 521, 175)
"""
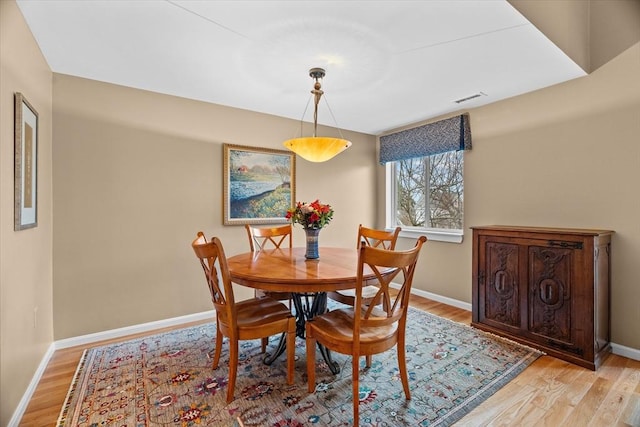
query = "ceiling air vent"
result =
(453, 92, 487, 104)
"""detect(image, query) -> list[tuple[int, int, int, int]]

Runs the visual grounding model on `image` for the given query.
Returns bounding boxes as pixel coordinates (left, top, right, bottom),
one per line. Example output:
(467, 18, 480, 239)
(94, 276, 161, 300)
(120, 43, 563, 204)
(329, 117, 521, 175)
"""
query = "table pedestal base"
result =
(263, 292, 340, 374)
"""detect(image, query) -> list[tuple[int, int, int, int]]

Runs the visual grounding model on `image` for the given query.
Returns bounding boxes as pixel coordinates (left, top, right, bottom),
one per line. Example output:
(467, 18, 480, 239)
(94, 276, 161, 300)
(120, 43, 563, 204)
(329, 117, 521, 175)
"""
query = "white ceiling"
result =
(16, 0, 585, 135)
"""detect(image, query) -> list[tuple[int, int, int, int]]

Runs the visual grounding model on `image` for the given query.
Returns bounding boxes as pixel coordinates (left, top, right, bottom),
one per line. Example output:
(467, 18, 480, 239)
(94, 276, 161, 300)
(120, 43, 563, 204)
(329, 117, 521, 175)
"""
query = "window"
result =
(385, 151, 464, 243)
(381, 114, 470, 243)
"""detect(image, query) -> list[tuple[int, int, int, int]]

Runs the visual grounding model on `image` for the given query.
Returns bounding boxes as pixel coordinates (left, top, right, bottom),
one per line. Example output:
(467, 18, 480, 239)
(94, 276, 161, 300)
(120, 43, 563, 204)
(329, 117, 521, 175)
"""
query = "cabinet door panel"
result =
(528, 246, 574, 345)
(481, 240, 520, 329)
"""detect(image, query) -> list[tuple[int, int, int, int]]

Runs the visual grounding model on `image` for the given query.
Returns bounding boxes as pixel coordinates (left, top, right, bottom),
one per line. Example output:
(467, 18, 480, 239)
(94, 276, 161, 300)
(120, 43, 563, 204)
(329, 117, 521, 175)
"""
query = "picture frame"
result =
(223, 144, 296, 225)
(14, 93, 38, 231)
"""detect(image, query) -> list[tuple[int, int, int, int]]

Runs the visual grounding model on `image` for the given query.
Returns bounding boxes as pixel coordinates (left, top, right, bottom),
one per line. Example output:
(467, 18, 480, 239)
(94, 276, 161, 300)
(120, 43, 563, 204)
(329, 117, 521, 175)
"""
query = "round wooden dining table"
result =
(227, 246, 370, 292)
(227, 246, 385, 374)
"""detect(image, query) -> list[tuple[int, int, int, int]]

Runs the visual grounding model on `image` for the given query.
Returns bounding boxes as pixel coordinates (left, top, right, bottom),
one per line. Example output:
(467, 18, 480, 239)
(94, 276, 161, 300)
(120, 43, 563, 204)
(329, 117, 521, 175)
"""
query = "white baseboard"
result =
(55, 310, 216, 350)
(611, 342, 640, 361)
(408, 286, 472, 311)
(388, 282, 473, 311)
(8, 343, 56, 427)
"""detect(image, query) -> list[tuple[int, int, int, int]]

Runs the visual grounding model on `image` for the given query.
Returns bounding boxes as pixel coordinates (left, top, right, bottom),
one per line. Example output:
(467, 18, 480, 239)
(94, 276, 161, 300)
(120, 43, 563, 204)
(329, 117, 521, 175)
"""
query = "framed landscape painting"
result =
(223, 144, 296, 225)
(14, 93, 38, 231)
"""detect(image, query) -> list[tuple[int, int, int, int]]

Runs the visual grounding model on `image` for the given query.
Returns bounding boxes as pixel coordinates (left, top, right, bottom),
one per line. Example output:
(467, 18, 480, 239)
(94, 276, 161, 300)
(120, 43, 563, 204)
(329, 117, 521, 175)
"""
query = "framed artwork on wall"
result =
(14, 92, 38, 231)
(223, 144, 296, 225)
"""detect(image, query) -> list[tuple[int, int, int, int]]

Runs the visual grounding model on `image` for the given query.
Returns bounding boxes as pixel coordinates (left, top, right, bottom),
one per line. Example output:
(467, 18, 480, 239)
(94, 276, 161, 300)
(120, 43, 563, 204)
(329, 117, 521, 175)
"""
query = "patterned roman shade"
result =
(379, 113, 471, 164)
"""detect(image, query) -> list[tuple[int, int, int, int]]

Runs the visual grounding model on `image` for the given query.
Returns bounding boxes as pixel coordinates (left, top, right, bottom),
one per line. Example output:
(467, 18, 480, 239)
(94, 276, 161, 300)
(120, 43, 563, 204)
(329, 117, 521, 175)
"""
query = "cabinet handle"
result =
(548, 240, 583, 250)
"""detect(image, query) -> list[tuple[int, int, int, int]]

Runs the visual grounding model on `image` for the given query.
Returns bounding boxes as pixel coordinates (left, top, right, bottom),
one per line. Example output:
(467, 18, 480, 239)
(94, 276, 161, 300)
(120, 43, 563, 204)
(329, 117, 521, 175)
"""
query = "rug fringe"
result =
(56, 348, 89, 427)
(471, 327, 547, 356)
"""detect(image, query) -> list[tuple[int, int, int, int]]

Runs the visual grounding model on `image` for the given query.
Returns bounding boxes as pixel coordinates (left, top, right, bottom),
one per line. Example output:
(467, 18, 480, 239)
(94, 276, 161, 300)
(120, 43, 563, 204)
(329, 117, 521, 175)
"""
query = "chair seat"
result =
(332, 285, 379, 300)
(235, 297, 292, 329)
(327, 285, 380, 306)
(307, 308, 397, 347)
(255, 289, 292, 301)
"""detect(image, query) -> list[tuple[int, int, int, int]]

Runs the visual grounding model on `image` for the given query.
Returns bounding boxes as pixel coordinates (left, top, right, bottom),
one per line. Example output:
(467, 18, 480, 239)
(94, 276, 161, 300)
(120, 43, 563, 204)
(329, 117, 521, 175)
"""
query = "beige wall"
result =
(0, 1, 53, 424)
(384, 41, 640, 350)
(52, 74, 377, 339)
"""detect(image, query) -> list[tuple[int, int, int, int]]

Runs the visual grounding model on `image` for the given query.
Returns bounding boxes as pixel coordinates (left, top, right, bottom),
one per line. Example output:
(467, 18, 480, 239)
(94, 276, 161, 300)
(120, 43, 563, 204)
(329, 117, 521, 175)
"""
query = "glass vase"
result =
(304, 228, 320, 259)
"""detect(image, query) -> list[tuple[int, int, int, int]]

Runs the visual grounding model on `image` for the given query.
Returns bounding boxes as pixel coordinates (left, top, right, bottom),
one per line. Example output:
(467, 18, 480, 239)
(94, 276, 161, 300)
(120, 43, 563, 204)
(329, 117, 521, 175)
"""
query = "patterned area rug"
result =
(57, 307, 542, 426)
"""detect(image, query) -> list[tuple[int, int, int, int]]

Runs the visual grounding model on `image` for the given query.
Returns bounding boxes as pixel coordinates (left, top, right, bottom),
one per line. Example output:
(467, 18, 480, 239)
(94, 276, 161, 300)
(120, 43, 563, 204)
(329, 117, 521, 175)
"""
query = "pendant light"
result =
(283, 68, 352, 162)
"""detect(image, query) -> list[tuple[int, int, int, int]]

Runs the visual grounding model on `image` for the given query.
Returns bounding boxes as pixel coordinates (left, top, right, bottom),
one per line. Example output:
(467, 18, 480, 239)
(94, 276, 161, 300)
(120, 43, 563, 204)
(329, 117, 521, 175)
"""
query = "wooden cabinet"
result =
(471, 226, 612, 370)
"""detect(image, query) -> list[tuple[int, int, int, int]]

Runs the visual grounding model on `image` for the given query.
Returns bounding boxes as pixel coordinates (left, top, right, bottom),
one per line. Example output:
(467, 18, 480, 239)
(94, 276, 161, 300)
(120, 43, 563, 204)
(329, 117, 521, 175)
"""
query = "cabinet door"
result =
(527, 243, 585, 357)
(478, 238, 521, 331)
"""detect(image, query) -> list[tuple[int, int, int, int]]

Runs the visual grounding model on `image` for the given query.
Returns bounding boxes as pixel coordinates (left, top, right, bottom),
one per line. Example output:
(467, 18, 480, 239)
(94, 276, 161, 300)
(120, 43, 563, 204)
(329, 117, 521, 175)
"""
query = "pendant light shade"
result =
(283, 136, 351, 163)
(283, 68, 352, 162)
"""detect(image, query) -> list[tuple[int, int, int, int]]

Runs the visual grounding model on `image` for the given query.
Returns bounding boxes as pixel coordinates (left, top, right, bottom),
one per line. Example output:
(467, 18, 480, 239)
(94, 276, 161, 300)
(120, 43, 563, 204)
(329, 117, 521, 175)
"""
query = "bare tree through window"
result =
(394, 151, 463, 230)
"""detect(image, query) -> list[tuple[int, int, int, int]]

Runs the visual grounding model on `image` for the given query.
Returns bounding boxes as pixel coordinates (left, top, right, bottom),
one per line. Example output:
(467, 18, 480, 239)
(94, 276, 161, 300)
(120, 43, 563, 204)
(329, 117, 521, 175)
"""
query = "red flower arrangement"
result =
(285, 199, 334, 230)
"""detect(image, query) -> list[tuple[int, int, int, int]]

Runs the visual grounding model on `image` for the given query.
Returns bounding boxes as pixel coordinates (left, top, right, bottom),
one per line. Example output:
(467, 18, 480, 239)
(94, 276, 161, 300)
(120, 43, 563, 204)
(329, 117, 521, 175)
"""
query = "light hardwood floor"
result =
(19, 295, 640, 426)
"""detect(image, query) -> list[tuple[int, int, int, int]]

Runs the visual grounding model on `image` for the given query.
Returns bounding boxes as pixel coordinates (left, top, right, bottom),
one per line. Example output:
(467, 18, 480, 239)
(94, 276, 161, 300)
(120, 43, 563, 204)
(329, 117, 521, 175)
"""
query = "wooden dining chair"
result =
(245, 223, 293, 252)
(327, 225, 401, 306)
(306, 236, 426, 427)
(245, 224, 293, 303)
(245, 224, 294, 351)
(191, 232, 296, 404)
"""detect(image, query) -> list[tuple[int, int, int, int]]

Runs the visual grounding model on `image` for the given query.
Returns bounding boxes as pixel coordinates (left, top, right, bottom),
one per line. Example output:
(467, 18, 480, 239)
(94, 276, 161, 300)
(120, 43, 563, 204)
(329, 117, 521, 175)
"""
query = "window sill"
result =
(396, 228, 464, 244)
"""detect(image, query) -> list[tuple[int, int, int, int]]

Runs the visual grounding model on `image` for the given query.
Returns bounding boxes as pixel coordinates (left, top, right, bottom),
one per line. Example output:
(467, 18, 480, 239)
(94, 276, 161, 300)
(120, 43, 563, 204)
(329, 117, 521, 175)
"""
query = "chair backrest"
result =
(245, 224, 293, 252)
(357, 224, 401, 250)
(354, 236, 427, 333)
(191, 232, 235, 327)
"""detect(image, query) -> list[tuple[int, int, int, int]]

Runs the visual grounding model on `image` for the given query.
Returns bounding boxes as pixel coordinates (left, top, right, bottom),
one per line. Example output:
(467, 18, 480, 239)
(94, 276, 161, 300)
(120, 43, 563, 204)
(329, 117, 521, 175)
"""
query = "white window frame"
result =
(385, 161, 464, 244)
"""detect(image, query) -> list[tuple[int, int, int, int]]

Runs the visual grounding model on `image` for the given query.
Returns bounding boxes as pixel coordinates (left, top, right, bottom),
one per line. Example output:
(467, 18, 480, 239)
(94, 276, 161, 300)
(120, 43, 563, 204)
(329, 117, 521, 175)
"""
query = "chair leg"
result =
(365, 355, 372, 368)
(398, 339, 411, 400)
(286, 319, 295, 385)
(212, 326, 223, 369)
(306, 326, 316, 393)
(352, 353, 360, 427)
(261, 337, 268, 353)
(226, 339, 238, 404)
